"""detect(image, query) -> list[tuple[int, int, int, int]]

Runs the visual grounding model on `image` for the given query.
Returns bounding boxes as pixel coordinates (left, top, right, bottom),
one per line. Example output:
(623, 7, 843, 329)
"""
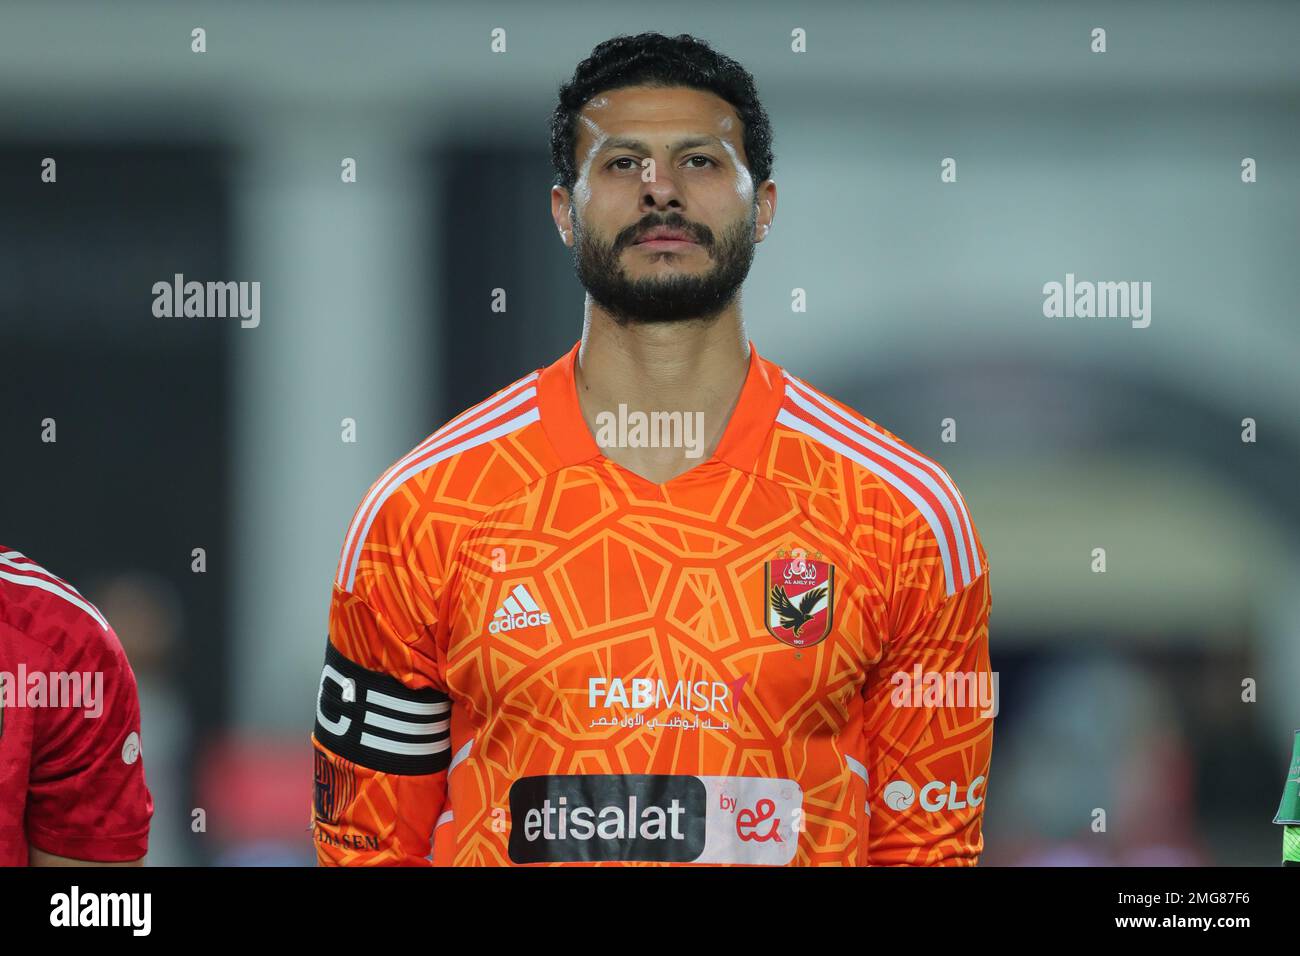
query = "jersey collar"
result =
(537, 337, 785, 475)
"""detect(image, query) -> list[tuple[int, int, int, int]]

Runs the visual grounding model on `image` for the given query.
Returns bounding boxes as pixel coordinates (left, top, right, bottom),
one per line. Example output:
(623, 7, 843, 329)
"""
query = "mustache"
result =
(616, 215, 713, 250)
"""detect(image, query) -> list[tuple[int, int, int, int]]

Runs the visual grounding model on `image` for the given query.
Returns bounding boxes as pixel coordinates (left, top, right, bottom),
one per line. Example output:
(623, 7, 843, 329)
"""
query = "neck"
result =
(573, 298, 751, 481)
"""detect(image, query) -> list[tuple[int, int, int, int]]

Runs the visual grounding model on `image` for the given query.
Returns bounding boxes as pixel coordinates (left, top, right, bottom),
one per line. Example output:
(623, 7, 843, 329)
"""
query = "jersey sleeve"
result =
(861, 502, 993, 866)
(312, 491, 453, 866)
(26, 619, 153, 863)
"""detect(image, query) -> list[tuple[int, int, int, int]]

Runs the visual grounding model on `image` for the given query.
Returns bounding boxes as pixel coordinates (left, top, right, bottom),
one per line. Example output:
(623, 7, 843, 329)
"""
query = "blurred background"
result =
(1, 0, 1297, 865)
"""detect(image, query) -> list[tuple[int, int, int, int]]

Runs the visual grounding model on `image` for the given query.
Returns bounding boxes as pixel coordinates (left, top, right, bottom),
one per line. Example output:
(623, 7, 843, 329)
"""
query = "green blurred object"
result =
(1275, 730, 1300, 865)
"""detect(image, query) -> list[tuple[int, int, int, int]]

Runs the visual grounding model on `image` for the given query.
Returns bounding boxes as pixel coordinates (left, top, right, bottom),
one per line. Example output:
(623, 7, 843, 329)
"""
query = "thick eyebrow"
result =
(596, 135, 726, 156)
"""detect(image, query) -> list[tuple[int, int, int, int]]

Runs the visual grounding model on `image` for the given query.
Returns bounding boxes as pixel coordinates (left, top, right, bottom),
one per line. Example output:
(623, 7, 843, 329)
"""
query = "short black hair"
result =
(549, 32, 774, 196)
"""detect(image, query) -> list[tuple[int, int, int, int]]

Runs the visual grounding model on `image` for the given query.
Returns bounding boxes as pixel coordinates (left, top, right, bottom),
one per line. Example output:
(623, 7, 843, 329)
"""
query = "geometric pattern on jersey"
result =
(319, 340, 992, 866)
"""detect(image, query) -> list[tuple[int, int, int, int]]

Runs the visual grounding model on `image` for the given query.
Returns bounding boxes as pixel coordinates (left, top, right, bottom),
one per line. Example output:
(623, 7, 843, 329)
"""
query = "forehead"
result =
(575, 85, 743, 151)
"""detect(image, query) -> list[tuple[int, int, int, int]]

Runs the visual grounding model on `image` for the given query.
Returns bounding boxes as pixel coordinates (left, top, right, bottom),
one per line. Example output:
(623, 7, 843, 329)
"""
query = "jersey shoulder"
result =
(0, 547, 123, 666)
(771, 369, 986, 597)
(334, 367, 560, 595)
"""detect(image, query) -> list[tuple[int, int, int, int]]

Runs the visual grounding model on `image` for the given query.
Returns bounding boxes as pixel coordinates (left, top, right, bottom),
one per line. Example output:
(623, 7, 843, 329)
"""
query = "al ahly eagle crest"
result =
(763, 551, 835, 647)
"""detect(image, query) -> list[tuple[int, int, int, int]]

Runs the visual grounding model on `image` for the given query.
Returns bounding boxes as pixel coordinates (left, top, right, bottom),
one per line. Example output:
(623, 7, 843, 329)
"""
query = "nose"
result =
(640, 167, 684, 213)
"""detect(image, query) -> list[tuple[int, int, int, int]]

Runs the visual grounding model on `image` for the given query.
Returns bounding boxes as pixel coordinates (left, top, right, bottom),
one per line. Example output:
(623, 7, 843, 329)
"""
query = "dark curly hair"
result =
(549, 32, 774, 196)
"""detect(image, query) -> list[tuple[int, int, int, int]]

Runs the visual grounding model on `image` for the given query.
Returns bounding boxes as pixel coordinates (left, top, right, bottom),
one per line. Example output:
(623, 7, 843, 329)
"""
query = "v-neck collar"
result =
(536, 337, 785, 483)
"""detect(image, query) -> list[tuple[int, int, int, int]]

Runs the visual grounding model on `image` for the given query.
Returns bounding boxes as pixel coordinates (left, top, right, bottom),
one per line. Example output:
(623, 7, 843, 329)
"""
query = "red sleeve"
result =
(26, 618, 154, 862)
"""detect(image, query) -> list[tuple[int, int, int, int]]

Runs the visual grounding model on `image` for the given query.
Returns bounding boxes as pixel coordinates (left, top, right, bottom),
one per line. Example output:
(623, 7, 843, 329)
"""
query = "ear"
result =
(753, 179, 777, 243)
(551, 185, 575, 246)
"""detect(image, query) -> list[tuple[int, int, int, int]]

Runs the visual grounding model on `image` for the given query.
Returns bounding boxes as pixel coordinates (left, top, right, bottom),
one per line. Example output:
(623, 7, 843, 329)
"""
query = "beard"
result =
(570, 206, 757, 325)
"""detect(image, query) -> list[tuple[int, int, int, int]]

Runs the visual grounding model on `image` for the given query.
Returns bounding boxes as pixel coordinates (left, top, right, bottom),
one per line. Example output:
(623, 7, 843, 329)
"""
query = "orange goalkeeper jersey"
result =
(312, 339, 992, 866)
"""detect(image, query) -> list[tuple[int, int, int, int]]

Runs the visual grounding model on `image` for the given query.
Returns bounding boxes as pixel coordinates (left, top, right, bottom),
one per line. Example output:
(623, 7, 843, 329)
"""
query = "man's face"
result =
(552, 85, 776, 325)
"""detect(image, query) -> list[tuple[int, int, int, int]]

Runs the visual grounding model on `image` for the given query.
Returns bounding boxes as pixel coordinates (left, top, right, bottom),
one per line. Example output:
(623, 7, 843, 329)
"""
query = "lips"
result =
(635, 227, 695, 244)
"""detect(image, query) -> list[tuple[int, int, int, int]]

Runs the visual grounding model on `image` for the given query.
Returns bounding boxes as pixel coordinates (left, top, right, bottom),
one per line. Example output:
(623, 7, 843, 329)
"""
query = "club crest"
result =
(764, 551, 835, 647)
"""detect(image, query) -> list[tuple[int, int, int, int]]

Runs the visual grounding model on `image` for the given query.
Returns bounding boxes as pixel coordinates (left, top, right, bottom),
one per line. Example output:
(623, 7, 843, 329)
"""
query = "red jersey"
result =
(313, 340, 992, 866)
(0, 548, 153, 864)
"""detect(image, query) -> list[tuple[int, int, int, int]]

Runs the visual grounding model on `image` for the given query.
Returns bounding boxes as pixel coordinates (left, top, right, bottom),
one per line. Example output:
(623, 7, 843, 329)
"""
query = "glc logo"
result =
(883, 776, 986, 812)
(882, 780, 915, 810)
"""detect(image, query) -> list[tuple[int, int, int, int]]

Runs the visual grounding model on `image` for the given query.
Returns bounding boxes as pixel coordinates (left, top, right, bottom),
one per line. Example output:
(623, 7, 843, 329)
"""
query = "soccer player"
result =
(0, 547, 153, 865)
(313, 32, 992, 866)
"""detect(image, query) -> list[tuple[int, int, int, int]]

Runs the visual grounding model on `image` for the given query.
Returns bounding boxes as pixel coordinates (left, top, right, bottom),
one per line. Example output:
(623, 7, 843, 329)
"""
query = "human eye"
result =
(606, 156, 641, 171)
(683, 155, 719, 169)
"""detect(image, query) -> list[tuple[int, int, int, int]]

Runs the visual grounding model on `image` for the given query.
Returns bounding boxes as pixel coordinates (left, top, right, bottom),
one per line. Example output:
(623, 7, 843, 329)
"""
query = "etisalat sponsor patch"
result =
(507, 773, 802, 865)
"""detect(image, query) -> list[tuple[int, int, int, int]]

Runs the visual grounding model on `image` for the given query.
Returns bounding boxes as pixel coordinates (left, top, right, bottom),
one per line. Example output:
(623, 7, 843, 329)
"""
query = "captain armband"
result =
(314, 641, 451, 775)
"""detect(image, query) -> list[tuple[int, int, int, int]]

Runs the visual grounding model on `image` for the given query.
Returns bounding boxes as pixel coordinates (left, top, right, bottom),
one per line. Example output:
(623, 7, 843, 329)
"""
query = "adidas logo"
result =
(488, 584, 552, 634)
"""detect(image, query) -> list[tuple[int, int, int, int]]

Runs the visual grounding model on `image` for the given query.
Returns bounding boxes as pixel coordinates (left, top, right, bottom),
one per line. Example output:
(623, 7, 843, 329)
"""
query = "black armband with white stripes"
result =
(314, 640, 452, 775)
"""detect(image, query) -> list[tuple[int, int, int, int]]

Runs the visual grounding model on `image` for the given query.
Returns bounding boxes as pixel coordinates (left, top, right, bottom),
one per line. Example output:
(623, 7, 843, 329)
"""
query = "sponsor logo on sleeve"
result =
(313, 747, 356, 825)
(121, 731, 141, 765)
(882, 776, 986, 813)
